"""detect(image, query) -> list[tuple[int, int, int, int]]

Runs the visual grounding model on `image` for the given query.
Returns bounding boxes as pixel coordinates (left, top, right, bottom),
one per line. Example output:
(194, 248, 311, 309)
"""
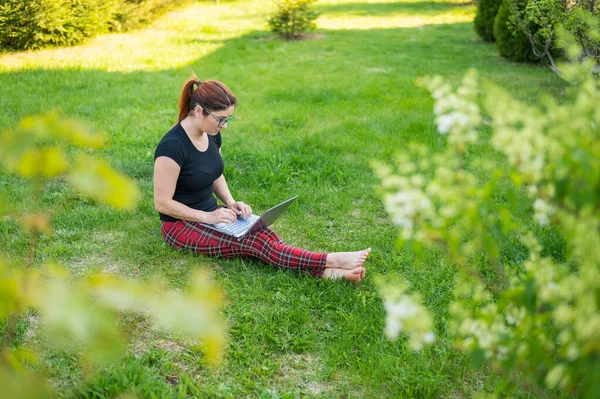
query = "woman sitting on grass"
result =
(153, 76, 371, 283)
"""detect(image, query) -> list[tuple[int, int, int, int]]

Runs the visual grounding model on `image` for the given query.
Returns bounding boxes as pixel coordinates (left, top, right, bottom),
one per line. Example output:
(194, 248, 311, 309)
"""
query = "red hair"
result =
(177, 75, 237, 123)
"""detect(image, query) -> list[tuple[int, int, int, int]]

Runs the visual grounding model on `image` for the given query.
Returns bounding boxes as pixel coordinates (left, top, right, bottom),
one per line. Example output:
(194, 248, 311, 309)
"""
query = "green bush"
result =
(0, 0, 191, 51)
(0, 0, 118, 50)
(474, 0, 503, 42)
(489, 0, 598, 73)
(0, 113, 225, 398)
(267, 0, 319, 40)
(494, 0, 540, 62)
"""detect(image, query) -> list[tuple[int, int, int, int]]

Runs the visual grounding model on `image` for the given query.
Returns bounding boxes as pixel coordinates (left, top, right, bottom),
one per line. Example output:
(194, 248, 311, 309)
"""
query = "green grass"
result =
(0, 0, 568, 397)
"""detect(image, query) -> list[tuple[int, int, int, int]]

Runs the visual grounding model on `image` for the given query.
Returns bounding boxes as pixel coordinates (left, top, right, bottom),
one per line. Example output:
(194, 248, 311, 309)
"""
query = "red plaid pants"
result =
(160, 220, 328, 277)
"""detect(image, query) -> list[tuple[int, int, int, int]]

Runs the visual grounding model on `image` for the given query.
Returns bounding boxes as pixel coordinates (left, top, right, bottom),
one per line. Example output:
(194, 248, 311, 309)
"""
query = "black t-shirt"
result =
(154, 123, 224, 222)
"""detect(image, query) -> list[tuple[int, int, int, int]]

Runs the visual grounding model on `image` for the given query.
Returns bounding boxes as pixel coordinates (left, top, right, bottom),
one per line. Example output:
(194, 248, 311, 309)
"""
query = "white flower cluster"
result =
(383, 292, 436, 351)
(422, 70, 481, 147)
(452, 276, 517, 362)
(533, 198, 556, 226)
(384, 296, 417, 337)
(504, 305, 526, 327)
(373, 159, 436, 241)
(546, 364, 568, 389)
(485, 86, 554, 183)
(374, 152, 480, 247)
(383, 189, 431, 239)
(458, 313, 511, 361)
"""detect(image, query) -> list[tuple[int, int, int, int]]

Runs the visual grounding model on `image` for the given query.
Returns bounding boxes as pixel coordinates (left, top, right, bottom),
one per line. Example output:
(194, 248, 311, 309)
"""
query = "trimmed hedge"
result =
(474, 0, 503, 42)
(494, 0, 539, 63)
(0, 0, 191, 51)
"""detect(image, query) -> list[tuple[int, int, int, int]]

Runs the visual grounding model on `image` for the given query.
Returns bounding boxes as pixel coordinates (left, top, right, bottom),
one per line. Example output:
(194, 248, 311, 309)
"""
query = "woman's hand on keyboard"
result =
(227, 201, 252, 219)
(206, 207, 239, 225)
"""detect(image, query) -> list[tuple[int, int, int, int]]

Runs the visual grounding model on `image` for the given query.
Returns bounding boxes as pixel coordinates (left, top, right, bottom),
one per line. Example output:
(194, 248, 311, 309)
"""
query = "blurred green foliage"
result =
(0, 113, 225, 398)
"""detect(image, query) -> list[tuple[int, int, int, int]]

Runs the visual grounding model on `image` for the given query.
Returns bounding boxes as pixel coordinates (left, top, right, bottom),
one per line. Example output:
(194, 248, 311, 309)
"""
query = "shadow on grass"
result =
(314, 0, 474, 17)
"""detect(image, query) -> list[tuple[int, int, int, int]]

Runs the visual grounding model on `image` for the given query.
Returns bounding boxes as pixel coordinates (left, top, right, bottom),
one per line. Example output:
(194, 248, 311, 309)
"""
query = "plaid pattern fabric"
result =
(161, 220, 327, 277)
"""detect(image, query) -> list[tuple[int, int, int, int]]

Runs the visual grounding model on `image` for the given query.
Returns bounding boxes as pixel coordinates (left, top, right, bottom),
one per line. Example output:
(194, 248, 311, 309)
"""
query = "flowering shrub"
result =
(0, 113, 225, 397)
(374, 34, 600, 397)
(379, 278, 436, 350)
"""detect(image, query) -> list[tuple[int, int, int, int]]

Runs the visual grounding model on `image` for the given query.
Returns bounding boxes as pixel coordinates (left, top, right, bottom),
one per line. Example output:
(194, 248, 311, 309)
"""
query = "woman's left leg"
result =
(239, 228, 328, 277)
(161, 220, 327, 277)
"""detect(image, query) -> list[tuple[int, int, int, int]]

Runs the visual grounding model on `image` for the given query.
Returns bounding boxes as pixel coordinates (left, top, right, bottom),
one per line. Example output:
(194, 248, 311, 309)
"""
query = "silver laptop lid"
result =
(245, 196, 298, 237)
(260, 196, 297, 227)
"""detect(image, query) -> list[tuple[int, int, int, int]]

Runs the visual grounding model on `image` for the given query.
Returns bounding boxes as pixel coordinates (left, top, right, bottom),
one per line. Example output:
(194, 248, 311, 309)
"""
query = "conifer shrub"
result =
(494, 0, 540, 62)
(0, 0, 118, 50)
(267, 0, 319, 40)
(474, 0, 503, 42)
(0, 0, 191, 51)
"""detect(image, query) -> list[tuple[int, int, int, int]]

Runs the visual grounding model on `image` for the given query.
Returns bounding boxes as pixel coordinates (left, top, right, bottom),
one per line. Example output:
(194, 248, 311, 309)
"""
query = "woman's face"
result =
(195, 105, 235, 135)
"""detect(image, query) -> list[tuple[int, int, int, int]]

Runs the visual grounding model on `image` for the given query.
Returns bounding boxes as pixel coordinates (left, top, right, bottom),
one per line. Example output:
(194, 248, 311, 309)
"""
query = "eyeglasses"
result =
(204, 108, 234, 128)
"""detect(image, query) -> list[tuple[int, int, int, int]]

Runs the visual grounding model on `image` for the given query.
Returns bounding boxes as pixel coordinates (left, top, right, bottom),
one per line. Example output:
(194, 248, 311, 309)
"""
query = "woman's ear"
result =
(194, 105, 204, 118)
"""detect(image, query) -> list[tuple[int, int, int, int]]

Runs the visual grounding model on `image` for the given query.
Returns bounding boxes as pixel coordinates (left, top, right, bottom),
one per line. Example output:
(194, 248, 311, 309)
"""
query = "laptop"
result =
(199, 196, 298, 240)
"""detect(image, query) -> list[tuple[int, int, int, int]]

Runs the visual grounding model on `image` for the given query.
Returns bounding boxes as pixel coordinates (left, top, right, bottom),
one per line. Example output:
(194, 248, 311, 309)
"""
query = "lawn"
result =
(0, 0, 568, 397)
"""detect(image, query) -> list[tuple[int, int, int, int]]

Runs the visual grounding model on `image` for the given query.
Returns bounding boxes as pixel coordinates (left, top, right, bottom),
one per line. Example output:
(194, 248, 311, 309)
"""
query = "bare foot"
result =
(325, 248, 371, 270)
(322, 267, 366, 284)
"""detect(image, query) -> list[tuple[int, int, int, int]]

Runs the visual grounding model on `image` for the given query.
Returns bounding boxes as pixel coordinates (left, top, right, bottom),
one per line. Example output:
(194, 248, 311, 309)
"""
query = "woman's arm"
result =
(154, 156, 238, 224)
(213, 173, 236, 208)
(213, 149, 252, 218)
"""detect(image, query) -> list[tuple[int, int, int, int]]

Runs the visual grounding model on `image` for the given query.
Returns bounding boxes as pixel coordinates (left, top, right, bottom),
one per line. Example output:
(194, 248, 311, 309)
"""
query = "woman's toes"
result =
(345, 267, 365, 284)
(322, 267, 365, 284)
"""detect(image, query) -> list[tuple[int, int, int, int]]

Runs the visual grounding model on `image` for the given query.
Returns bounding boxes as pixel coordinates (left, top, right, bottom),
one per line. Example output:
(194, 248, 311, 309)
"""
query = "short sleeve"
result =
(154, 139, 185, 167)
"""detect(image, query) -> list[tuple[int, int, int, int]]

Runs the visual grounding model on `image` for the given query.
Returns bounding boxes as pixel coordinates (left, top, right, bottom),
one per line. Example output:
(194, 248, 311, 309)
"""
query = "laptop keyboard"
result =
(216, 215, 260, 235)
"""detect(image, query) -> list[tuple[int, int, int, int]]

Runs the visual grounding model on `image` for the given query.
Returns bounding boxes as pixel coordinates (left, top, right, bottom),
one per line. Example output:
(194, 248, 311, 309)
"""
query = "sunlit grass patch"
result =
(316, 0, 475, 30)
(0, 1, 267, 73)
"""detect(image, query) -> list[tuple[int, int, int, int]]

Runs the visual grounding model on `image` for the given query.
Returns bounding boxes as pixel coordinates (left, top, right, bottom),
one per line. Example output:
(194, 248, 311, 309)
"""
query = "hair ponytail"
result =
(177, 77, 200, 124)
(176, 76, 237, 124)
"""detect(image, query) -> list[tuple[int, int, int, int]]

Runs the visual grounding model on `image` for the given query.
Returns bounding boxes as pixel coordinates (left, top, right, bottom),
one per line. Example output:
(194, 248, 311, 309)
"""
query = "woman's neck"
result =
(181, 117, 205, 140)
